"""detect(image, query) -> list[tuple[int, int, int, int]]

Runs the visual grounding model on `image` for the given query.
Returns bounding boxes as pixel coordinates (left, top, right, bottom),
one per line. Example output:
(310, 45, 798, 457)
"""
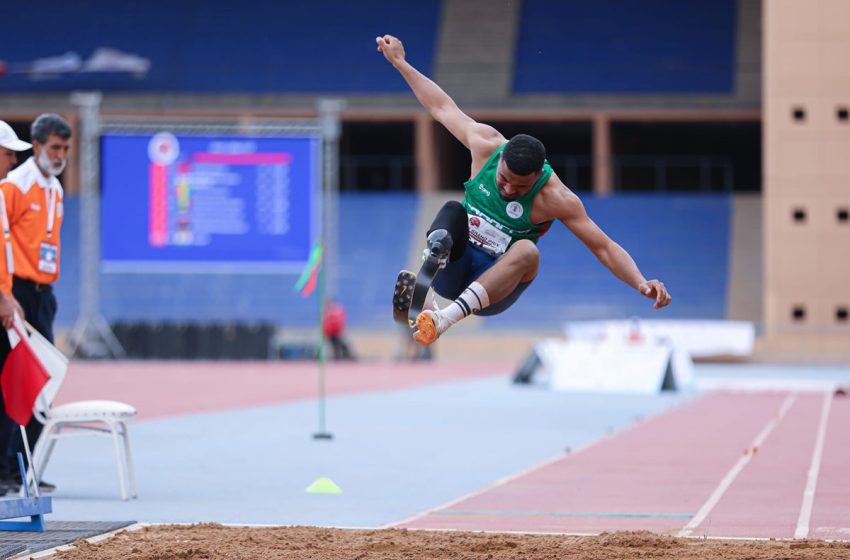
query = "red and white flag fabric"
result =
(1, 323, 50, 426)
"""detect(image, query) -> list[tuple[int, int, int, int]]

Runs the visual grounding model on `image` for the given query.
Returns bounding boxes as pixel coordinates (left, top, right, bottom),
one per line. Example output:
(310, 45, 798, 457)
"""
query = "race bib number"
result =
(468, 215, 511, 256)
(39, 242, 58, 274)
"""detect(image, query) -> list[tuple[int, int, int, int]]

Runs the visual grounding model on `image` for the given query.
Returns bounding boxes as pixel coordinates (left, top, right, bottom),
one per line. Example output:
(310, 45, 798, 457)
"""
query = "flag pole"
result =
(313, 239, 332, 440)
(19, 426, 40, 498)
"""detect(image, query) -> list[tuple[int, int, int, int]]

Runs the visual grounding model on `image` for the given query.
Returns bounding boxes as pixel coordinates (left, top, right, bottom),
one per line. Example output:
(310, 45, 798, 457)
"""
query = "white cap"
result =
(0, 121, 32, 151)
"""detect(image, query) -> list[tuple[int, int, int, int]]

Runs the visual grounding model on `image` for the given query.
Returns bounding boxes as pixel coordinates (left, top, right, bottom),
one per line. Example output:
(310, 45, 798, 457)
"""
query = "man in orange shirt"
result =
(0, 114, 72, 493)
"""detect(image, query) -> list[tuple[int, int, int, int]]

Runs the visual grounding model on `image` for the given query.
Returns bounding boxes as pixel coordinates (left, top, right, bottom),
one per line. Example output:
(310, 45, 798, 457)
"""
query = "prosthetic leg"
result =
(393, 201, 468, 328)
(393, 229, 451, 327)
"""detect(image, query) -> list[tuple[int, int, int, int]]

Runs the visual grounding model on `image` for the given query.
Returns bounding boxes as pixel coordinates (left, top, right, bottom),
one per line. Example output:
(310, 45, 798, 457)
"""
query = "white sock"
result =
(440, 281, 491, 329)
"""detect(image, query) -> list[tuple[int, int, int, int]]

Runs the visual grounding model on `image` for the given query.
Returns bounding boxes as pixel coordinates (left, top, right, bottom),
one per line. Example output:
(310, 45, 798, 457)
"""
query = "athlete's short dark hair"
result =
(31, 113, 72, 144)
(503, 134, 545, 176)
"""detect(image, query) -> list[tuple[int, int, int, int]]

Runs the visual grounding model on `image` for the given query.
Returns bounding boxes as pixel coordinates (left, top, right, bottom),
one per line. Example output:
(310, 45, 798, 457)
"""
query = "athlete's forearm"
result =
(393, 59, 458, 118)
(596, 242, 647, 291)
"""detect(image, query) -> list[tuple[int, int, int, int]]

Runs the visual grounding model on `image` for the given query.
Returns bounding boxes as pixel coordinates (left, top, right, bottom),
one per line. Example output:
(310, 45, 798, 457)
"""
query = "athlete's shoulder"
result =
(540, 172, 572, 198)
(469, 125, 506, 159)
(536, 174, 582, 219)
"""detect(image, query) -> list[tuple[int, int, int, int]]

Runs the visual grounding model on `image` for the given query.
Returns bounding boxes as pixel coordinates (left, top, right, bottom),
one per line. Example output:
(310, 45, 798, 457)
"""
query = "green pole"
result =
(314, 240, 332, 440)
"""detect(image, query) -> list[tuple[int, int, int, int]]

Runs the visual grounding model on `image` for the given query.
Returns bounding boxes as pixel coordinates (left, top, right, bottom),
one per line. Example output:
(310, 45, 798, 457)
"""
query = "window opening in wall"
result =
(611, 122, 760, 192)
(792, 107, 806, 122)
(340, 121, 415, 192)
(837, 307, 849, 322)
(837, 107, 849, 122)
(791, 306, 806, 321)
(837, 208, 849, 223)
(792, 208, 807, 223)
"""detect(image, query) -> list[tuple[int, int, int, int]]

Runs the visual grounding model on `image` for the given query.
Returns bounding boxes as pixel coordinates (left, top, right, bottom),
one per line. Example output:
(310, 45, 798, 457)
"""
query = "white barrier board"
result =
(563, 319, 755, 359)
(536, 339, 693, 394)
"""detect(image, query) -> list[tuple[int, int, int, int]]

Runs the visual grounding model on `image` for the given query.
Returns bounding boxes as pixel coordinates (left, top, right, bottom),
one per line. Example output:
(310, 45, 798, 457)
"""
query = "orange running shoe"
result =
(413, 309, 447, 347)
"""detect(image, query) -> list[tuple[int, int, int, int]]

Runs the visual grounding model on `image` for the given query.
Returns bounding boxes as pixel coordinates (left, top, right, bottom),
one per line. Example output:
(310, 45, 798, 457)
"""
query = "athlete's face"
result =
(0, 148, 17, 179)
(495, 157, 541, 201)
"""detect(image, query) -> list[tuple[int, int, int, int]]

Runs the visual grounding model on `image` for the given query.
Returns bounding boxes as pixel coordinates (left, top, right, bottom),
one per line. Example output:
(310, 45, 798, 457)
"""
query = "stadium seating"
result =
(513, 0, 736, 93)
(0, 1, 441, 93)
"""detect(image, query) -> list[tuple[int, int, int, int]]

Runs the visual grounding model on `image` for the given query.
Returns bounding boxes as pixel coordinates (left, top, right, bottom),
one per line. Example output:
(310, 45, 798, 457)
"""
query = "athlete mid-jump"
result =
(379, 34, 672, 347)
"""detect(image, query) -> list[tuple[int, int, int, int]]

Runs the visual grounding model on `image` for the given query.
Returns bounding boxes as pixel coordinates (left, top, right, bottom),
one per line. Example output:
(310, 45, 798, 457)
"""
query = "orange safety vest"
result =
(0, 156, 64, 287)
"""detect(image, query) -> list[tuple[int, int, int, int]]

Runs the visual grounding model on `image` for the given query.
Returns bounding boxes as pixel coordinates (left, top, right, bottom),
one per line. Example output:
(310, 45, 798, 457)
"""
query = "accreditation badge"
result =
(38, 242, 58, 274)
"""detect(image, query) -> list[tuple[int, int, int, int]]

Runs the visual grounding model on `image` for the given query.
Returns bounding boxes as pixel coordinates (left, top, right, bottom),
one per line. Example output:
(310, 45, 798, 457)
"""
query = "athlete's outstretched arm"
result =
(376, 34, 500, 153)
(554, 188, 671, 309)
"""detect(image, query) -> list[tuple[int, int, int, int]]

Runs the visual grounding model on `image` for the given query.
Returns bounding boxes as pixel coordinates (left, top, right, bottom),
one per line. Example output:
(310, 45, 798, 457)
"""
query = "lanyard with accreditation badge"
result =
(40, 186, 59, 274)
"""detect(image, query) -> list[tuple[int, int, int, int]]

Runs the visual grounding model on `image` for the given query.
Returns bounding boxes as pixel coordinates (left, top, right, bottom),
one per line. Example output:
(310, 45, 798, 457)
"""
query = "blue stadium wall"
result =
(55, 193, 730, 331)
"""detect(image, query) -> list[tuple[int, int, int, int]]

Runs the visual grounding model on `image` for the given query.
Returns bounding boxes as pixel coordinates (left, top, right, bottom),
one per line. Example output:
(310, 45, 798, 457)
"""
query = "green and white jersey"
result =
(462, 144, 554, 257)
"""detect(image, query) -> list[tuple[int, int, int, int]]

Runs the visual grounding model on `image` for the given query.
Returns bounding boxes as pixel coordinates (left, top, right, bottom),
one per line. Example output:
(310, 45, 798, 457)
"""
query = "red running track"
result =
(54, 360, 508, 421)
(395, 391, 850, 540)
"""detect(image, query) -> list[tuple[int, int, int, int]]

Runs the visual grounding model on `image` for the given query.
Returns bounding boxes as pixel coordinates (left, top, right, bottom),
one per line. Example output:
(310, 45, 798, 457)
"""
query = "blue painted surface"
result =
(514, 0, 736, 93)
(1, 1, 440, 93)
(484, 194, 731, 329)
(41, 374, 687, 525)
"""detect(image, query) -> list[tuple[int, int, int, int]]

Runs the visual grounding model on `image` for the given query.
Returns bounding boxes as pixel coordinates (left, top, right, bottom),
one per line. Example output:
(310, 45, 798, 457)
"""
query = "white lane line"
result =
(677, 393, 798, 538)
(794, 391, 833, 540)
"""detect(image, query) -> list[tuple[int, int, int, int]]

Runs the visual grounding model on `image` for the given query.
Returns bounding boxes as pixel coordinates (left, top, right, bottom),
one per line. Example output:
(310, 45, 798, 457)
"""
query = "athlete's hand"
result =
(639, 279, 671, 310)
(375, 35, 406, 67)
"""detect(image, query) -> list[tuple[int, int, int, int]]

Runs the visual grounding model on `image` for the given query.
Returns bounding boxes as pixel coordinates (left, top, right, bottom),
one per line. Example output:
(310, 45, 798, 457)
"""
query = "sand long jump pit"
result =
(38, 524, 850, 559)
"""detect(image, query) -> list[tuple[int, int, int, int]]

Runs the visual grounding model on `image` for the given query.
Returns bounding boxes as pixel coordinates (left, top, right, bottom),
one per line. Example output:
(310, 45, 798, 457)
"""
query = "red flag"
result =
(1, 324, 50, 426)
(300, 265, 319, 298)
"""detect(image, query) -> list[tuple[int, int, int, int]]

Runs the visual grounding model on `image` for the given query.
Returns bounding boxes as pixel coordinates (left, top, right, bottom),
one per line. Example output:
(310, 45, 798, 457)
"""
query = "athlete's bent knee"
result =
(511, 239, 539, 265)
(507, 239, 540, 280)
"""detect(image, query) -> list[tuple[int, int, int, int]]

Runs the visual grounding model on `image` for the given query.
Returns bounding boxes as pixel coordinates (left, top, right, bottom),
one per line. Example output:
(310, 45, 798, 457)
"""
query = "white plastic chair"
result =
(15, 321, 139, 500)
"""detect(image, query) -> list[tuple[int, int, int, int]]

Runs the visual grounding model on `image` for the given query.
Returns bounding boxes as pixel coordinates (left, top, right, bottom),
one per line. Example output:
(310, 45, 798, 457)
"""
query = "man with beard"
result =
(0, 113, 72, 492)
(377, 35, 672, 346)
